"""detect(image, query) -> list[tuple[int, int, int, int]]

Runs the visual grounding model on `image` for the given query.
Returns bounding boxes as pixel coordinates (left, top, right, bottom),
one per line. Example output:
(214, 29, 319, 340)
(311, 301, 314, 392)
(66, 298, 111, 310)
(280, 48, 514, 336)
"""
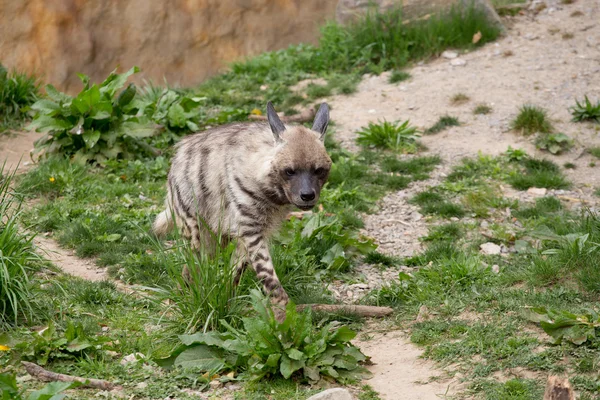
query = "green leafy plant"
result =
(158, 290, 371, 384)
(570, 96, 600, 123)
(277, 213, 376, 273)
(28, 66, 156, 164)
(0, 372, 81, 400)
(535, 133, 573, 155)
(587, 146, 600, 160)
(505, 146, 528, 162)
(1, 165, 39, 327)
(531, 307, 600, 345)
(2, 321, 105, 365)
(136, 88, 203, 132)
(0, 64, 39, 131)
(511, 105, 553, 135)
(356, 119, 420, 153)
(424, 115, 459, 135)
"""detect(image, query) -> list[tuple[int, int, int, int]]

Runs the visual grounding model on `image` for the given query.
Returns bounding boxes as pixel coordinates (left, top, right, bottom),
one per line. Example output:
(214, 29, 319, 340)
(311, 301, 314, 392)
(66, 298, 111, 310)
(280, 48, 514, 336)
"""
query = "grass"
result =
(356, 119, 420, 153)
(0, 164, 40, 327)
(410, 190, 466, 218)
(424, 115, 460, 135)
(0, 65, 39, 132)
(473, 103, 492, 115)
(511, 105, 553, 135)
(571, 96, 600, 123)
(508, 158, 571, 190)
(589, 147, 600, 159)
(451, 93, 470, 105)
(388, 70, 411, 83)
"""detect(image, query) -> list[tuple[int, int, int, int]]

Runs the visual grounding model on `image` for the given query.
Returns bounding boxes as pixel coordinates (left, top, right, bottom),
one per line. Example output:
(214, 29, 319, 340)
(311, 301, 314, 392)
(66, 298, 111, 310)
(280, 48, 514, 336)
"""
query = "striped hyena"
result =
(153, 102, 331, 318)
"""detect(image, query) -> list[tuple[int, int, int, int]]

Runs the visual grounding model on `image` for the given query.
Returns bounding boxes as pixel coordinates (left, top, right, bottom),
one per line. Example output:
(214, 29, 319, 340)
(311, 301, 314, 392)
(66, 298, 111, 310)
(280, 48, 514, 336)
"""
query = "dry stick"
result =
(22, 361, 120, 391)
(249, 108, 316, 123)
(297, 304, 394, 318)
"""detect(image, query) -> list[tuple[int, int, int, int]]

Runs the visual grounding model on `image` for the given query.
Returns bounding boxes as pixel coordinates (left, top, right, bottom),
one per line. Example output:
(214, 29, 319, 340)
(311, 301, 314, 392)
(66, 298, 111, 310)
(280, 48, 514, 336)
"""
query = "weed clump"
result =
(411, 190, 465, 218)
(473, 104, 492, 115)
(356, 119, 420, 153)
(424, 115, 460, 135)
(388, 70, 411, 83)
(511, 105, 553, 135)
(451, 93, 470, 105)
(571, 96, 600, 123)
(508, 158, 571, 190)
(0, 64, 39, 132)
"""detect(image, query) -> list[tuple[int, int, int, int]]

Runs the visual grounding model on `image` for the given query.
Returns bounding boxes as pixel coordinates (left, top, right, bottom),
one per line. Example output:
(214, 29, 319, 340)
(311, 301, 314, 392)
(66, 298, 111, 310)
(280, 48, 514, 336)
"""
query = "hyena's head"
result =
(267, 102, 332, 211)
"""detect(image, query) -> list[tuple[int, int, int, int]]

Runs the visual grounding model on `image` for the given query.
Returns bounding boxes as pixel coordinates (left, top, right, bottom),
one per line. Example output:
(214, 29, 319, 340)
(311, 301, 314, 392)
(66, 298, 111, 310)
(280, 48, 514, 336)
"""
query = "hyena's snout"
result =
(289, 172, 323, 210)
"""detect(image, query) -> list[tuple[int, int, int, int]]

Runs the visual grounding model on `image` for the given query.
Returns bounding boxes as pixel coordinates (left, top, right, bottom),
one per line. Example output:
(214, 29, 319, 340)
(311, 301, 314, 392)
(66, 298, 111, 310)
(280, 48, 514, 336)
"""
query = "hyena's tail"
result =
(153, 209, 174, 237)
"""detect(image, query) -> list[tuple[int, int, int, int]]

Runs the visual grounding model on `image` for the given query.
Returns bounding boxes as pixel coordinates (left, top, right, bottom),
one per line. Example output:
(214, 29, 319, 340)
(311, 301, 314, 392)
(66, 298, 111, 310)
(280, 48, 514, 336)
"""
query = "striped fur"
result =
(153, 103, 331, 315)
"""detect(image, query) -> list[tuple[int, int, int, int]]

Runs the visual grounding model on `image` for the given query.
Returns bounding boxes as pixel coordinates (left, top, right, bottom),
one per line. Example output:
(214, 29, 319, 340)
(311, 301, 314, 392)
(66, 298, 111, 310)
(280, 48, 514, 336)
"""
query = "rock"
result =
(0, 1, 339, 93)
(480, 242, 502, 255)
(442, 50, 458, 59)
(480, 220, 489, 229)
(120, 353, 145, 365)
(527, 187, 547, 196)
(415, 305, 431, 323)
(136, 382, 148, 390)
(450, 58, 467, 67)
(492, 264, 500, 274)
(307, 388, 353, 400)
(209, 380, 222, 390)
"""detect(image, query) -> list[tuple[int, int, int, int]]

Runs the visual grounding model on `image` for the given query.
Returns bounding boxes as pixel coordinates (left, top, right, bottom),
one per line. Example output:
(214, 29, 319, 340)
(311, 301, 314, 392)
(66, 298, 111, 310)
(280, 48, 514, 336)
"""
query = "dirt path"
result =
(0, 130, 42, 171)
(327, 1, 600, 398)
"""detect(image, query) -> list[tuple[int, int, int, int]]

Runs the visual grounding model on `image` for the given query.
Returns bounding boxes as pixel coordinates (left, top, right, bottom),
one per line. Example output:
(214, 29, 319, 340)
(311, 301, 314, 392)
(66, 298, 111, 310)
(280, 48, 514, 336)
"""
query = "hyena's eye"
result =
(285, 168, 296, 176)
(314, 168, 326, 176)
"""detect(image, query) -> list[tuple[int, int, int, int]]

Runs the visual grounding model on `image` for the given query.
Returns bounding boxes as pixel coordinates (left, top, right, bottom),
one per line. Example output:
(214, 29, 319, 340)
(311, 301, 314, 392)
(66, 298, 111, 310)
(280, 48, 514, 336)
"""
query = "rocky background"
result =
(0, 0, 497, 93)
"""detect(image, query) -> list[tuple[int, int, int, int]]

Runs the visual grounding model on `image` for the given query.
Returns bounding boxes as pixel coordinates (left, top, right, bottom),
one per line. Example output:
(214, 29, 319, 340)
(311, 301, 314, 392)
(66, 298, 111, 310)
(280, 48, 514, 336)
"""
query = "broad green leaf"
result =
(333, 354, 358, 370)
(71, 84, 101, 115)
(100, 66, 139, 98)
(330, 326, 356, 343)
(72, 149, 91, 165)
(45, 84, 72, 103)
(303, 365, 321, 383)
(117, 83, 137, 108)
(82, 130, 101, 149)
(89, 100, 113, 120)
(186, 120, 199, 131)
(31, 99, 61, 115)
(279, 353, 304, 379)
(265, 353, 281, 367)
(344, 345, 367, 363)
(174, 344, 226, 371)
(28, 381, 82, 400)
(167, 103, 187, 128)
(0, 373, 19, 397)
(66, 338, 92, 352)
(28, 116, 73, 133)
(120, 121, 156, 138)
(286, 348, 305, 361)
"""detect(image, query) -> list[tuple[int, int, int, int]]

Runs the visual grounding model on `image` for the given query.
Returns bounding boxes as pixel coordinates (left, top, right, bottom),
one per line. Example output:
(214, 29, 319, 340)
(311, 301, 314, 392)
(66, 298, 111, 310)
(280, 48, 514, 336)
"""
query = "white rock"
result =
(307, 388, 354, 400)
(209, 380, 222, 390)
(527, 187, 547, 196)
(450, 58, 467, 67)
(120, 352, 145, 365)
(442, 50, 458, 59)
(492, 264, 500, 274)
(136, 382, 148, 390)
(480, 242, 502, 255)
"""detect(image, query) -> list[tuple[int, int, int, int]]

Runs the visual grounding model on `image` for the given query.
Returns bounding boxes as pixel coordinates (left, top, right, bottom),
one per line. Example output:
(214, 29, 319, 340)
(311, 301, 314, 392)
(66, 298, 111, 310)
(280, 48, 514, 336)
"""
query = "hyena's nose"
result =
(300, 191, 316, 201)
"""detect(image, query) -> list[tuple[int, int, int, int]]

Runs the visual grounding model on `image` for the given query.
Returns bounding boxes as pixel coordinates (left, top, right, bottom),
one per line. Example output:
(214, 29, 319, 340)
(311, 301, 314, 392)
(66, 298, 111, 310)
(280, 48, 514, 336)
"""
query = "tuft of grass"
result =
(563, 162, 576, 169)
(562, 32, 574, 40)
(356, 119, 420, 153)
(364, 251, 399, 267)
(508, 158, 571, 190)
(535, 132, 573, 155)
(473, 103, 492, 115)
(571, 96, 600, 123)
(0, 164, 40, 327)
(589, 147, 600, 159)
(0, 65, 39, 132)
(388, 70, 411, 84)
(422, 222, 463, 242)
(305, 83, 332, 99)
(424, 115, 460, 135)
(380, 155, 441, 178)
(318, 4, 501, 74)
(411, 190, 465, 218)
(451, 93, 470, 105)
(511, 105, 553, 135)
(513, 196, 562, 220)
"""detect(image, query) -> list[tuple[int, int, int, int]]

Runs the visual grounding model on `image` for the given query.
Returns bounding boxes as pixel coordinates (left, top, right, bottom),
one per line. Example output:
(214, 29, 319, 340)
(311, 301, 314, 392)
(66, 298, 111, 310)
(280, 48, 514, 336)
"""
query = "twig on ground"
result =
(297, 304, 394, 317)
(249, 108, 316, 123)
(22, 361, 121, 391)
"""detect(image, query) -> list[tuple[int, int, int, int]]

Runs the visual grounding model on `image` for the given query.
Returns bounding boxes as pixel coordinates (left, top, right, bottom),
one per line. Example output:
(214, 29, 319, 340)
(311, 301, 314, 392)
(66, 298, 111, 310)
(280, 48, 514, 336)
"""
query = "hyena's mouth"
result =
(296, 204, 316, 211)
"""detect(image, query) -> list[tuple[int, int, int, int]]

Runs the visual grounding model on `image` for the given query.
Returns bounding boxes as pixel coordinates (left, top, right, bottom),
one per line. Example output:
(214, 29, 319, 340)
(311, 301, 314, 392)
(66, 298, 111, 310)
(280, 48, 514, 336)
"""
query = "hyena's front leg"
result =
(240, 233, 289, 321)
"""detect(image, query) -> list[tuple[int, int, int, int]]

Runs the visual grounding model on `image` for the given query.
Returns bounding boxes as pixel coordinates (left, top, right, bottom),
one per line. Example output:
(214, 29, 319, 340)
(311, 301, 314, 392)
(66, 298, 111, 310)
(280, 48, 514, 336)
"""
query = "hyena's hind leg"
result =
(239, 233, 289, 322)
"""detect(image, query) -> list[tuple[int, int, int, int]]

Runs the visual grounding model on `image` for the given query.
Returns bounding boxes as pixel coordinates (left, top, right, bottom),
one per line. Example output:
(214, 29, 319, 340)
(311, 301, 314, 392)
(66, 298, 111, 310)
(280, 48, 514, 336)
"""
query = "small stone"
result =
(450, 58, 467, 67)
(226, 383, 242, 391)
(306, 388, 353, 400)
(450, 217, 459, 222)
(415, 305, 430, 323)
(120, 352, 145, 365)
(368, 109, 376, 114)
(411, 211, 423, 221)
(136, 382, 148, 390)
(480, 242, 502, 255)
(480, 220, 489, 229)
(527, 187, 547, 196)
(346, 290, 353, 298)
(492, 265, 500, 274)
(259, 85, 268, 91)
(105, 350, 119, 358)
(442, 50, 458, 59)
(209, 380, 222, 390)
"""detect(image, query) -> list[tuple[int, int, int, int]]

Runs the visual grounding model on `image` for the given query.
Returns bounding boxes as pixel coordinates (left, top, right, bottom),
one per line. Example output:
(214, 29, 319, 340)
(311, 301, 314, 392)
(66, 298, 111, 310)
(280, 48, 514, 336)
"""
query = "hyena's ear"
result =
(267, 101, 285, 143)
(311, 103, 329, 141)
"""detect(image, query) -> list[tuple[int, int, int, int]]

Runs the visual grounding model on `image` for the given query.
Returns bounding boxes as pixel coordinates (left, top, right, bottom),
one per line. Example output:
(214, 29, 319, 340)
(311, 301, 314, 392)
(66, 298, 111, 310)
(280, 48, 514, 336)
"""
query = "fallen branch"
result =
(249, 108, 316, 123)
(297, 304, 394, 318)
(22, 361, 120, 391)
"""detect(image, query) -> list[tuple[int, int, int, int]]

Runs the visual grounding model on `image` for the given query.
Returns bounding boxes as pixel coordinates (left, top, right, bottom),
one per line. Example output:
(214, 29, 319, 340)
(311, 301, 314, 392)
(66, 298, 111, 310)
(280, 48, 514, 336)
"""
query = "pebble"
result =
(209, 380, 222, 390)
(480, 242, 502, 255)
(442, 51, 458, 59)
(120, 352, 145, 365)
(450, 58, 467, 67)
(307, 388, 353, 400)
(492, 265, 500, 274)
(527, 187, 547, 196)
